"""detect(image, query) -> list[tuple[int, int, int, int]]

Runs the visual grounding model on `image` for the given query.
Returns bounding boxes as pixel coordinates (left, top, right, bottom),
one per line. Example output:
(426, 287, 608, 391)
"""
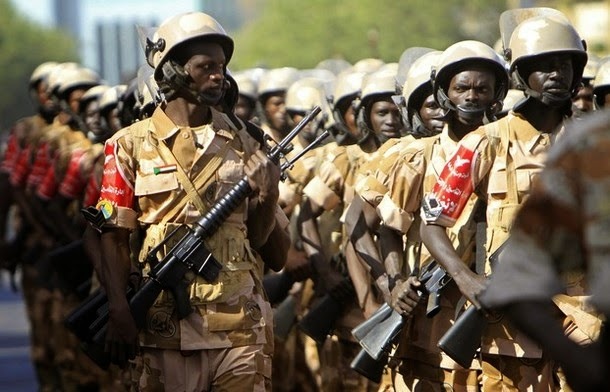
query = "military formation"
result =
(0, 6, 610, 392)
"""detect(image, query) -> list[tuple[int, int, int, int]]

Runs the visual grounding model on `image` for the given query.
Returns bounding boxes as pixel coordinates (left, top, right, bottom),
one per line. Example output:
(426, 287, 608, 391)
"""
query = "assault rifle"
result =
(350, 260, 452, 362)
(437, 241, 507, 368)
(66, 107, 326, 368)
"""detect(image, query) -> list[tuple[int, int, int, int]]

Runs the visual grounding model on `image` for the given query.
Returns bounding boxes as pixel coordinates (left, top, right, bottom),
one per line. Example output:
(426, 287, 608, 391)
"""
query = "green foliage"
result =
(0, 0, 78, 131)
(231, 0, 506, 70)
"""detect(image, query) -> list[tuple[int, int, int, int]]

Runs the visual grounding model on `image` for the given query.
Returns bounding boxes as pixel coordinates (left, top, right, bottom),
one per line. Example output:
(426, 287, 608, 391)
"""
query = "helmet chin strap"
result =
(411, 113, 439, 137)
(159, 60, 226, 106)
(513, 69, 572, 108)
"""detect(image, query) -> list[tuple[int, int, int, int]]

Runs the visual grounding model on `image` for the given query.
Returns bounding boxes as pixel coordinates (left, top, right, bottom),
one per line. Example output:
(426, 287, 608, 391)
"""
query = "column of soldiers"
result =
(1, 7, 609, 392)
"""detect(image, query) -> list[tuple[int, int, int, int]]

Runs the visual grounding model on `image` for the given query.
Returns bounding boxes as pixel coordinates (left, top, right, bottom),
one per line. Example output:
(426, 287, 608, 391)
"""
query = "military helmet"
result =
(332, 70, 366, 107)
(233, 71, 258, 101)
(285, 77, 332, 128)
(46, 62, 81, 96)
(79, 85, 110, 112)
(30, 61, 59, 88)
(397, 47, 436, 87)
(359, 70, 398, 107)
(257, 67, 299, 102)
(285, 77, 330, 113)
(355, 70, 400, 142)
(351, 58, 385, 74)
(583, 52, 600, 82)
(401, 51, 442, 134)
(432, 40, 509, 111)
(593, 59, 610, 108)
(99, 84, 128, 115)
(55, 66, 101, 99)
(147, 12, 233, 81)
(315, 58, 351, 76)
(507, 15, 587, 92)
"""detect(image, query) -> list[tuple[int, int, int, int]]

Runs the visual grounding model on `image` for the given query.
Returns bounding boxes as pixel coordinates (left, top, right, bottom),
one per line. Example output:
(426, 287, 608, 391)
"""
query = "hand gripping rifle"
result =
(437, 242, 507, 368)
(66, 107, 325, 368)
(349, 261, 452, 365)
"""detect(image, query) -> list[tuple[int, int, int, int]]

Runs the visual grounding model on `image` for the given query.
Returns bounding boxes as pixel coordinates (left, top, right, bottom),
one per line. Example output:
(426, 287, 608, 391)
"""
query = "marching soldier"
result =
(478, 108, 610, 391)
(385, 41, 508, 391)
(0, 61, 60, 392)
(421, 13, 590, 391)
(95, 12, 290, 391)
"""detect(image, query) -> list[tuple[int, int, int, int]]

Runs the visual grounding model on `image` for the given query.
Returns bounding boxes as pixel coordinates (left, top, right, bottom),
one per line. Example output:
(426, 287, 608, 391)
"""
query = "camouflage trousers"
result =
(131, 344, 272, 392)
(481, 354, 555, 392)
(319, 336, 380, 392)
(393, 358, 480, 392)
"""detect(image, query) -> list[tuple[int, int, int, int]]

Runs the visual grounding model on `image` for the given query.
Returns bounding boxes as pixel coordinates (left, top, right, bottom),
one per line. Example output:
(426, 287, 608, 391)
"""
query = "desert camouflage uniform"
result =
(99, 106, 282, 391)
(375, 126, 482, 391)
(36, 124, 106, 391)
(272, 140, 328, 392)
(1, 114, 57, 388)
(303, 142, 381, 391)
(479, 111, 610, 392)
(424, 112, 598, 391)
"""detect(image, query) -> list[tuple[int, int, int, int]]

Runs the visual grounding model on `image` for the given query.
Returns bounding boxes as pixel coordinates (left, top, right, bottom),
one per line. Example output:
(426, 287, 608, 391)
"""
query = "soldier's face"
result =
(69, 89, 87, 114)
(263, 94, 290, 135)
(105, 107, 123, 133)
(369, 98, 402, 141)
(572, 85, 594, 117)
(342, 102, 359, 136)
(447, 69, 496, 125)
(84, 100, 103, 135)
(419, 94, 445, 134)
(234, 95, 256, 123)
(526, 54, 574, 101)
(183, 42, 227, 105)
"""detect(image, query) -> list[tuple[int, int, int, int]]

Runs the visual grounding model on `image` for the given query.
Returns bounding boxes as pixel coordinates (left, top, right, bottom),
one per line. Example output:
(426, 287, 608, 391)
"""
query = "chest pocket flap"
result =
(135, 172, 179, 196)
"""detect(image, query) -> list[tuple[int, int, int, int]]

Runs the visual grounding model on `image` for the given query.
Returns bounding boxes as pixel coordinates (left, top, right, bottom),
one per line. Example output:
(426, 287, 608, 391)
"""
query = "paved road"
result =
(0, 272, 38, 391)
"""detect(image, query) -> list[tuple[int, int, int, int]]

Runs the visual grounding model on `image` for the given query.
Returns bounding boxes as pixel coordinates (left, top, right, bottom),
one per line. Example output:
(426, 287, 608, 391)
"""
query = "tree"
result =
(0, 0, 78, 132)
(230, 0, 506, 70)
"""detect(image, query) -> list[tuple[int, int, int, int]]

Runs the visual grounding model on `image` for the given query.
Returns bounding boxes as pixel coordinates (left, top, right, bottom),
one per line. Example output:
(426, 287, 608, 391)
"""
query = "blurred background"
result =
(1, 0, 608, 131)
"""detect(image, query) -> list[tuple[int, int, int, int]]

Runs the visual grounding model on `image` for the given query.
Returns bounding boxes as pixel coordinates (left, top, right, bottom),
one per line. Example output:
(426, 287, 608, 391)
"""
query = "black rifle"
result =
(297, 277, 354, 344)
(436, 241, 507, 368)
(350, 348, 387, 383)
(349, 260, 451, 362)
(66, 108, 326, 367)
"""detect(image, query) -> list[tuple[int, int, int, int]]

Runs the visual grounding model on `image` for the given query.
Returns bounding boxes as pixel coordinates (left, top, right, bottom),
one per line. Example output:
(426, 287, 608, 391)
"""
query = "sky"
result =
(11, 0, 200, 70)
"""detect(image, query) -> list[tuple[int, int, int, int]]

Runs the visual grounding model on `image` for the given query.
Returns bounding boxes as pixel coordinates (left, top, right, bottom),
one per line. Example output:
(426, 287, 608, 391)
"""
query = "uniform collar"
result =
(509, 111, 562, 152)
(148, 106, 236, 141)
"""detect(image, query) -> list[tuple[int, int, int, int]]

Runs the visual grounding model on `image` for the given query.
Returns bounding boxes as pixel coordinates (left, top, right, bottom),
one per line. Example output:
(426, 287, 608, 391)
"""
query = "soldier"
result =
(257, 67, 299, 144)
(592, 59, 610, 109)
(477, 109, 610, 392)
(270, 76, 334, 392)
(571, 53, 599, 118)
(233, 70, 260, 124)
(0, 61, 60, 392)
(95, 12, 290, 391)
(421, 13, 588, 391)
(98, 84, 128, 142)
(384, 41, 507, 391)
(298, 67, 403, 392)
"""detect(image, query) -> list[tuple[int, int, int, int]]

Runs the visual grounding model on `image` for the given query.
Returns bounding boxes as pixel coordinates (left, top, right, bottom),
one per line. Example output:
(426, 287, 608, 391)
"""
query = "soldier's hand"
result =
(283, 245, 312, 282)
(106, 302, 139, 368)
(454, 269, 487, 309)
(389, 277, 421, 316)
(245, 150, 280, 203)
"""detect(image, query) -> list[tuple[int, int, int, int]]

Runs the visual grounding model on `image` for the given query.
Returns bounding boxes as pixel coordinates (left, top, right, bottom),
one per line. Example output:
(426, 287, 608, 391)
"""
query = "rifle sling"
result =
(153, 135, 233, 223)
